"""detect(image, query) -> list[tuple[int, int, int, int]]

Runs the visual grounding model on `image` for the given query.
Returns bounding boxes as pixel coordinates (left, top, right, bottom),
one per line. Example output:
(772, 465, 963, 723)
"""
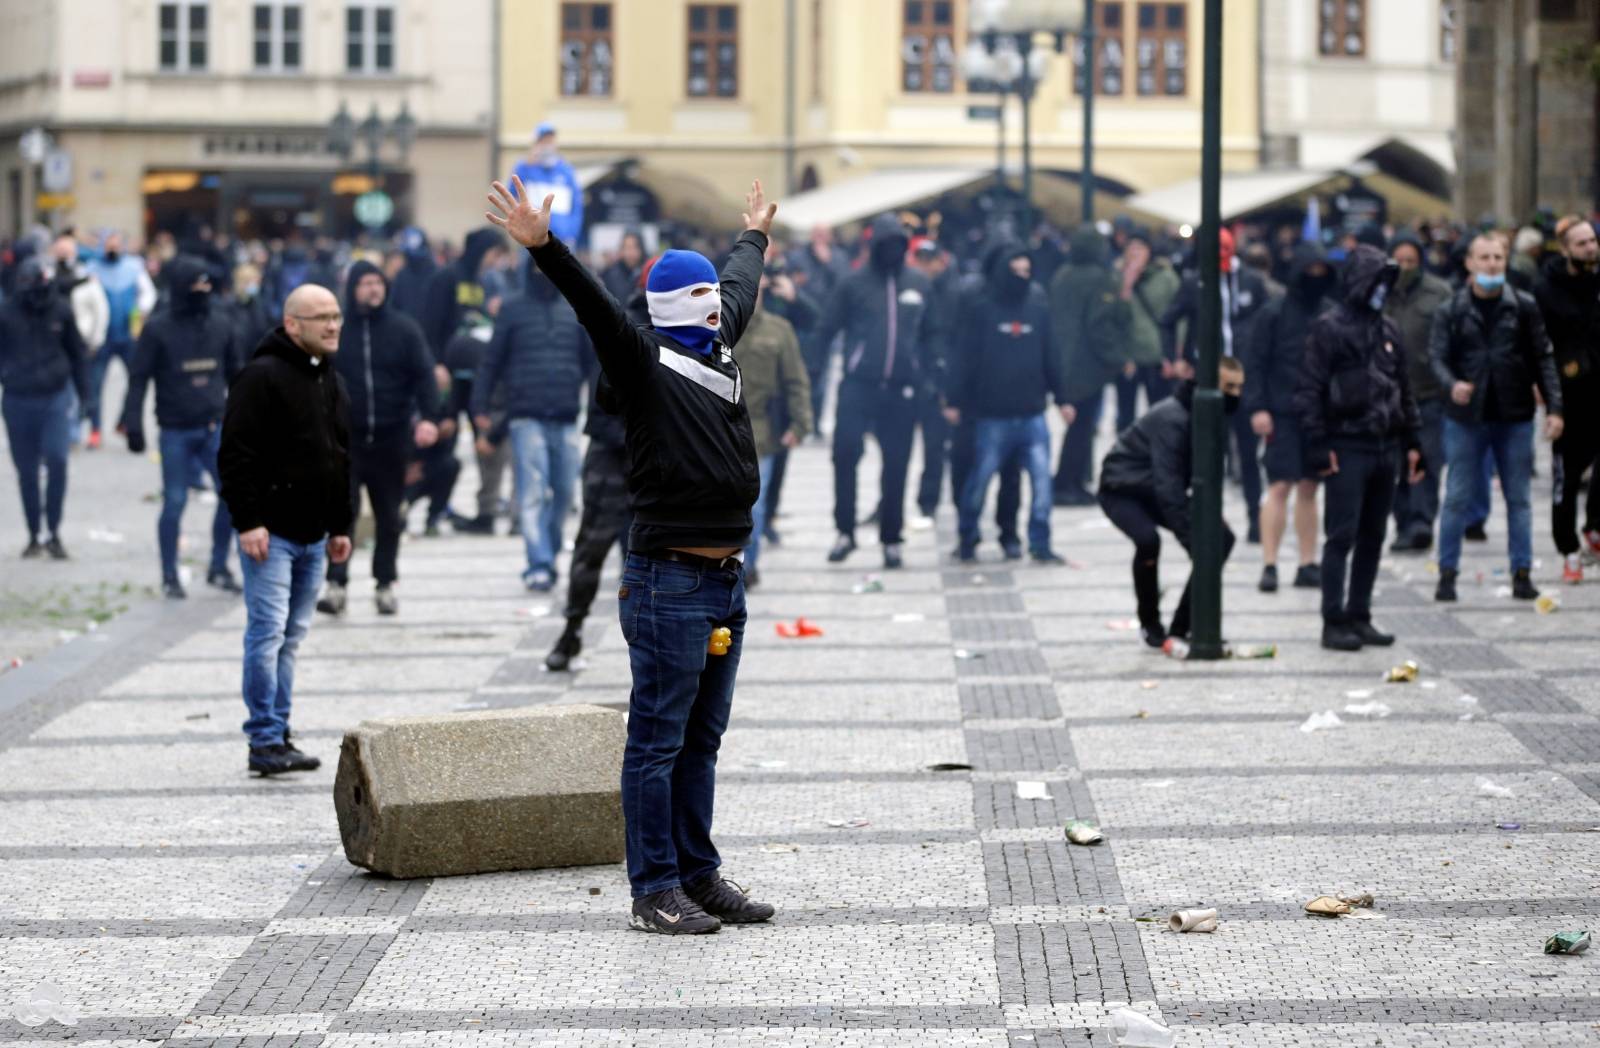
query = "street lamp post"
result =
(1081, 0, 1096, 224)
(328, 101, 417, 231)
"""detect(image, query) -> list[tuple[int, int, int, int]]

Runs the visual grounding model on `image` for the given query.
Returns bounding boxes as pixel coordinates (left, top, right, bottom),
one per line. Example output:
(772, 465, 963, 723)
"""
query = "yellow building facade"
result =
(499, 0, 1261, 232)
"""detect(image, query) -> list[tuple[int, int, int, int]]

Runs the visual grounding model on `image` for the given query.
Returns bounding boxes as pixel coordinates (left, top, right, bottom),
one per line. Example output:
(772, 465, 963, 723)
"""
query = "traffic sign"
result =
(18, 127, 52, 165)
(967, 105, 1002, 121)
(41, 149, 73, 193)
(354, 189, 395, 228)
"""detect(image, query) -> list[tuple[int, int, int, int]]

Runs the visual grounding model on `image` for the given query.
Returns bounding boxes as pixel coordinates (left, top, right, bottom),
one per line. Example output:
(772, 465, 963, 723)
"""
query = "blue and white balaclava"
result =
(646, 250, 720, 355)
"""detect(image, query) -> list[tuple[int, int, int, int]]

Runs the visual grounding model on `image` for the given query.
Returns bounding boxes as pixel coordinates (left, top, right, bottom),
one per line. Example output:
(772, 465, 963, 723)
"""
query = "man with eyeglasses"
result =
(219, 284, 354, 778)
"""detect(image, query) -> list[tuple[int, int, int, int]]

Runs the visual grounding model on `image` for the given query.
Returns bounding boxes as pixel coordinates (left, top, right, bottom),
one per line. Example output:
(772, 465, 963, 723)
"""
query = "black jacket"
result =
(471, 265, 593, 424)
(336, 261, 437, 446)
(1242, 243, 1333, 417)
(0, 289, 90, 401)
(230, 292, 277, 357)
(1099, 383, 1195, 542)
(1429, 284, 1563, 425)
(948, 243, 1066, 418)
(528, 231, 765, 551)
(1160, 264, 1270, 366)
(420, 228, 502, 355)
(1533, 255, 1600, 390)
(1295, 245, 1421, 469)
(812, 213, 938, 392)
(390, 253, 437, 322)
(121, 257, 243, 435)
(219, 328, 353, 543)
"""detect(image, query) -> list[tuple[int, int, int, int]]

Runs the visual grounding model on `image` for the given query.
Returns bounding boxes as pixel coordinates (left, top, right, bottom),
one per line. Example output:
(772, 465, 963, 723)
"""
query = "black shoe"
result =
(1435, 568, 1458, 602)
(1258, 565, 1279, 593)
(1464, 523, 1488, 542)
(21, 539, 43, 559)
(316, 583, 347, 616)
(375, 585, 399, 616)
(1389, 534, 1416, 554)
(162, 578, 187, 600)
(44, 536, 68, 560)
(827, 534, 856, 563)
(883, 543, 904, 570)
(1512, 568, 1540, 600)
(1030, 548, 1066, 565)
(1411, 532, 1433, 551)
(684, 874, 776, 924)
(1052, 488, 1096, 508)
(278, 744, 321, 772)
(1351, 621, 1395, 646)
(1292, 563, 1321, 588)
(1140, 625, 1168, 650)
(1321, 624, 1364, 651)
(544, 625, 583, 672)
(953, 544, 977, 564)
(455, 514, 496, 536)
(1000, 539, 1023, 561)
(207, 569, 243, 594)
(630, 886, 721, 935)
(745, 568, 761, 589)
(249, 745, 296, 777)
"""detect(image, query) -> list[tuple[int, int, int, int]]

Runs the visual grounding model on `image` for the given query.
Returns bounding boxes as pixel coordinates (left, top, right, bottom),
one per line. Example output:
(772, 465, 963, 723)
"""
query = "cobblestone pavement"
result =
(2, 426, 1599, 1046)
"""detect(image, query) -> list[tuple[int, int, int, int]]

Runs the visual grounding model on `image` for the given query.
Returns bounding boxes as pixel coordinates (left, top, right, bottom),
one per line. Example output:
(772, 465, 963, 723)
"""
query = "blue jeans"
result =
(88, 339, 133, 432)
(3, 387, 73, 539)
(509, 418, 580, 578)
(1393, 398, 1444, 540)
(745, 454, 776, 574)
(1439, 418, 1534, 572)
(617, 552, 746, 897)
(960, 415, 1053, 553)
(238, 535, 326, 748)
(159, 426, 232, 581)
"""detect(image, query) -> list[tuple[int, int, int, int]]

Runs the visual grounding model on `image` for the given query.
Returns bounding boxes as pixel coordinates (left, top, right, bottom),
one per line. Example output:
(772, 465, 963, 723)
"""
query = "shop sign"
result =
(354, 190, 395, 228)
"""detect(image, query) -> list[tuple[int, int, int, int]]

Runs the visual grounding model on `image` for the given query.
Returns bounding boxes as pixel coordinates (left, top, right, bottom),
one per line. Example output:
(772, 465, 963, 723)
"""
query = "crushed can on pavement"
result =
(1536, 594, 1561, 614)
(1543, 931, 1590, 955)
(1064, 820, 1104, 845)
(1168, 907, 1219, 933)
(1384, 660, 1420, 683)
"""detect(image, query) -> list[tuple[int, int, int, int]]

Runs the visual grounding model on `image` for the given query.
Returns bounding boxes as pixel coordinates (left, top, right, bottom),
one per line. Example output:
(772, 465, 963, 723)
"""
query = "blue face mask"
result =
(1474, 272, 1507, 293)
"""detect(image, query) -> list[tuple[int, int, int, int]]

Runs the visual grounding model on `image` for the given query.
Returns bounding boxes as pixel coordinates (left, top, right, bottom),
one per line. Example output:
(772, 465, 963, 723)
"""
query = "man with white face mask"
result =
(488, 174, 779, 938)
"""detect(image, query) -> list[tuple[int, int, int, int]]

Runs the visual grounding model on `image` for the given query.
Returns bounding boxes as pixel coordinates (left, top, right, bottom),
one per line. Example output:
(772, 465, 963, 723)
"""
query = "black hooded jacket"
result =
(219, 328, 352, 543)
(336, 261, 437, 446)
(471, 264, 594, 424)
(1294, 245, 1421, 469)
(948, 243, 1065, 418)
(0, 262, 90, 400)
(1533, 254, 1600, 391)
(812, 213, 938, 391)
(420, 228, 503, 355)
(1242, 243, 1333, 417)
(1429, 276, 1563, 426)
(121, 255, 244, 435)
(1099, 382, 1196, 542)
(390, 245, 437, 322)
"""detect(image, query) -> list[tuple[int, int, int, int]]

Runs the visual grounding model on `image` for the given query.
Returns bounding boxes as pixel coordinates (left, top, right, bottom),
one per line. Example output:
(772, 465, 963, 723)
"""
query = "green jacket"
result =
(733, 308, 813, 458)
(1049, 227, 1133, 403)
(1384, 269, 1453, 402)
(1121, 258, 1180, 368)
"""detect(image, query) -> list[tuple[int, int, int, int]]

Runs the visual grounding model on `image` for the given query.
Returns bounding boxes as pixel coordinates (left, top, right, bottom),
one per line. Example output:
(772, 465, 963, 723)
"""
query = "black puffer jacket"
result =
(948, 242, 1065, 418)
(420, 227, 503, 354)
(1533, 255, 1600, 388)
(1429, 282, 1563, 425)
(471, 264, 593, 424)
(0, 276, 90, 400)
(1242, 243, 1332, 417)
(336, 261, 438, 446)
(1294, 245, 1421, 470)
(219, 328, 352, 543)
(121, 255, 243, 435)
(1098, 382, 1195, 542)
(812, 213, 938, 391)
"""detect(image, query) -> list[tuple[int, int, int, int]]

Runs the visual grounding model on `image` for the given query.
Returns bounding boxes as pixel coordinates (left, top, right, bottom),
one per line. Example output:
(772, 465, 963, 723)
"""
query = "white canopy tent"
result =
(774, 167, 996, 233)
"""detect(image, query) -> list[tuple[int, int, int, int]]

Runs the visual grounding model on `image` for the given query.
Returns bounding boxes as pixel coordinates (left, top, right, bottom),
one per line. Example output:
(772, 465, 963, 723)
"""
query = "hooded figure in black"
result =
(389, 227, 438, 322)
(1294, 244, 1423, 651)
(1242, 242, 1334, 594)
(121, 255, 245, 595)
(0, 254, 90, 557)
(812, 213, 940, 568)
(1534, 220, 1600, 566)
(420, 227, 507, 356)
(317, 259, 440, 616)
(948, 241, 1072, 562)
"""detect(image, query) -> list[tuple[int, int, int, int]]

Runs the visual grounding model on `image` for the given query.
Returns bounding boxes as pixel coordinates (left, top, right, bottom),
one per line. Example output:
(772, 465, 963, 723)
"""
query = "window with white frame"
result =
(347, 1, 397, 74)
(253, 2, 304, 72)
(158, 1, 209, 72)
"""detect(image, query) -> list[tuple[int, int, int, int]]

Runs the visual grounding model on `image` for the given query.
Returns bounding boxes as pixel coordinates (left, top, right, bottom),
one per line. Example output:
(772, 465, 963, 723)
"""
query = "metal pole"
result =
(1081, 0, 1096, 224)
(1019, 35, 1033, 231)
(996, 88, 1006, 191)
(489, 0, 502, 186)
(1188, 0, 1226, 659)
(784, 0, 797, 194)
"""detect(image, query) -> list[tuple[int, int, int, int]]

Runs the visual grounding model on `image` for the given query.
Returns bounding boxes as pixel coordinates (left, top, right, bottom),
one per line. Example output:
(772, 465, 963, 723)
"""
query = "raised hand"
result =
(486, 175, 553, 249)
(743, 179, 777, 237)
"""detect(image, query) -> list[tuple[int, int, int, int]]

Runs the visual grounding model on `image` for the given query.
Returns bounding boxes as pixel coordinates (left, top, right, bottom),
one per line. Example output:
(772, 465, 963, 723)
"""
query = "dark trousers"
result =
(1552, 407, 1600, 556)
(406, 444, 461, 526)
(88, 338, 133, 432)
(1115, 364, 1168, 432)
(764, 392, 792, 525)
(951, 419, 1021, 543)
(1099, 487, 1234, 638)
(1321, 443, 1396, 626)
(1055, 391, 1105, 497)
(833, 379, 918, 545)
(916, 392, 951, 517)
(329, 437, 408, 587)
(1231, 409, 1263, 530)
(618, 552, 745, 897)
(1392, 398, 1444, 542)
(563, 442, 631, 627)
(158, 425, 231, 581)
(3, 387, 72, 540)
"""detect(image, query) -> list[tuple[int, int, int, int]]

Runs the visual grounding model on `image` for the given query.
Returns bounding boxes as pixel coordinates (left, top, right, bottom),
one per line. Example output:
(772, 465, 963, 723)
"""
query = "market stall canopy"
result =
(1127, 166, 1452, 228)
(775, 166, 997, 233)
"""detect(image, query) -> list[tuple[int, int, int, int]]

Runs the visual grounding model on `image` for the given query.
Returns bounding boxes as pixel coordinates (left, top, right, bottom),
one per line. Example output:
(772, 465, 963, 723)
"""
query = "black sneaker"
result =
(684, 874, 775, 925)
(162, 578, 187, 600)
(1292, 563, 1321, 588)
(1464, 523, 1488, 542)
(1321, 624, 1364, 651)
(953, 544, 977, 564)
(249, 745, 294, 776)
(317, 583, 347, 616)
(1258, 565, 1279, 593)
(455, 514, 496, 536)
(1140, 625, 1168, 650)
(1052, 488, 1095, 508)
(279, 744, 322, 772)
(630, 886, 721, 934)
(1030, 549, 1066, 565)
(1000, 539, 1023, 561)
(21, 539, 43, 559)
(44, 536, 68, 561)
(1247, 520, 1262, 545)
(544, 626, 583, 672)
(1350, 621, 1395, 647)
(207, 568, 243, 594)
(1435, 568, 1458, 603)
(1512, 568, 1540, 600)
(883, 543, 904, 570)
(827, 534, 856, 563)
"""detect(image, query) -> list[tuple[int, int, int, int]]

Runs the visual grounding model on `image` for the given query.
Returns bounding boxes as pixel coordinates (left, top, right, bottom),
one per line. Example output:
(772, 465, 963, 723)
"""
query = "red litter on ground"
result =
(776, 617, 824, 639)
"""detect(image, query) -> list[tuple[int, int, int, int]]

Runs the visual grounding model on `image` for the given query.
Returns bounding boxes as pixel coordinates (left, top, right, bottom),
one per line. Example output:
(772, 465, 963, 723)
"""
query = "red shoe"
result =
(1585, 530, 1600, 559)
(86, 429, 102, 450)
(1563, 554, 1583, 585)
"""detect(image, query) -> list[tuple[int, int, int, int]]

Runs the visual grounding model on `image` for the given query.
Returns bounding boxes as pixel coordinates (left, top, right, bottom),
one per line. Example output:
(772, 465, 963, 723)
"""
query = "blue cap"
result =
(534, 122, 557, 141)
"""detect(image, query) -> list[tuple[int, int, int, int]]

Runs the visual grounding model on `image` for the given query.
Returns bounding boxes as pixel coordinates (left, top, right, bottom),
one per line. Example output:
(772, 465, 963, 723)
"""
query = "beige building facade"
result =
(0, 0, 494, 244)
(500, 0, 1263, 233)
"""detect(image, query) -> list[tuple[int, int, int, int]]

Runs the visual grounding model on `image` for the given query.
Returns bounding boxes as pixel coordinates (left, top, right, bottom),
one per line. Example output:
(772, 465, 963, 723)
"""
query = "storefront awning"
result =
(1126, 167, 1453, 228)
(775, 167, 995, 232)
